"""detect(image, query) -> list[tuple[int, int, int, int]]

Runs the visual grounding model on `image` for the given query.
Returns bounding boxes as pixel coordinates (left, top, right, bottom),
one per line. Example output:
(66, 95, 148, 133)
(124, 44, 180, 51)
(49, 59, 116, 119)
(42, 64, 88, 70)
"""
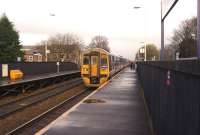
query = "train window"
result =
(83, 56, 89, 64)
(91, 56, 98, 64)
(101, 58, 107, 66)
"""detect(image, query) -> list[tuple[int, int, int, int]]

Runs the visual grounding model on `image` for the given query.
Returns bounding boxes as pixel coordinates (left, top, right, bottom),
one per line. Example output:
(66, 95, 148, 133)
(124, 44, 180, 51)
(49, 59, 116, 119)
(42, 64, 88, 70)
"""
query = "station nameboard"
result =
(161, 0, 179, 20)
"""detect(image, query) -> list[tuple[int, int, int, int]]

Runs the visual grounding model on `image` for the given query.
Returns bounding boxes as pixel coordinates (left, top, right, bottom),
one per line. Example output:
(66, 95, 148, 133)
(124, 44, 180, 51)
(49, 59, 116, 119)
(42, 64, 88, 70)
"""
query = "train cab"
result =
(81, 48, 109, 87)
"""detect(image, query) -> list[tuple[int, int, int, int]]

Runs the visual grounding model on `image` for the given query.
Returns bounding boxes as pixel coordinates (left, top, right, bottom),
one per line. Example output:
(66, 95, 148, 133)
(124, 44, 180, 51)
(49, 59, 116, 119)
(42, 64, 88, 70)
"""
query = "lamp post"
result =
(197, 0, 200, 58)
(45, 44, 50, 62)
(160, 2, 164, 61)
(144, 43, 147, 61)
(45, 13, 55, 62)
(134, 6, 146, 61)
(137, 52, 140, 61)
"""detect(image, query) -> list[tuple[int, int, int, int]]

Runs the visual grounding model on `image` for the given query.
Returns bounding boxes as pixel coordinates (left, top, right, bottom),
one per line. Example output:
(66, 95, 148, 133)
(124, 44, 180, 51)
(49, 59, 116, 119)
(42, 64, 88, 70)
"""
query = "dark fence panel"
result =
(137, 60, 200, 135)
(0, 62, 79, 79)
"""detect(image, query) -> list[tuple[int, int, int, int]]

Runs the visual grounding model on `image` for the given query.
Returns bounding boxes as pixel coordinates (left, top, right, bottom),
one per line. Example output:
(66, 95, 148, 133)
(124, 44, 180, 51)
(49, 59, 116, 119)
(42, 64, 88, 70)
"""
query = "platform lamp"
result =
(133, 6, 146, 61)
(45, 13, 55, 62)
(45, 45, 50, 62)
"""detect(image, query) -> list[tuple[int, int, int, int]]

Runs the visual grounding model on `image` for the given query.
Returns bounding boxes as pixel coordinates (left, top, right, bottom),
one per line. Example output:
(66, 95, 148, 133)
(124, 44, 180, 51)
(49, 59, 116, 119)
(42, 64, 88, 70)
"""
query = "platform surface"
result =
(0, 70, 79, 87)
(40, 68, 151, 135)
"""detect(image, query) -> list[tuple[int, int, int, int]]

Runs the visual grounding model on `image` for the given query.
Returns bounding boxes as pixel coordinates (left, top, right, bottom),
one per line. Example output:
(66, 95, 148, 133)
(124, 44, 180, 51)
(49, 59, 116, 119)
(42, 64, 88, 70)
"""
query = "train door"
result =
(81, 55, 90, 85)
(90, 55, 99, 84)
(100, 53, 109, 84)
(82, 55, 90, 74)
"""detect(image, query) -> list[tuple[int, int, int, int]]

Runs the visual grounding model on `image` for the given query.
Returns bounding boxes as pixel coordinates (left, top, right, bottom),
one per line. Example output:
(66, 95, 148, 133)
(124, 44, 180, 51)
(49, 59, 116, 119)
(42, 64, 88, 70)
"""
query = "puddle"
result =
(83, 98, 106, 104)
(19, 103, 27, 106)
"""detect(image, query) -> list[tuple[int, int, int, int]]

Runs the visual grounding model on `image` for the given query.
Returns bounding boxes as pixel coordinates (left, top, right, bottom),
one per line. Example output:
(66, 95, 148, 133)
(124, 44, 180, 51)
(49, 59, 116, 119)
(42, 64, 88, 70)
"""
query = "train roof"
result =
(82, 47, 128, 61)
(83, 48, 109, 54)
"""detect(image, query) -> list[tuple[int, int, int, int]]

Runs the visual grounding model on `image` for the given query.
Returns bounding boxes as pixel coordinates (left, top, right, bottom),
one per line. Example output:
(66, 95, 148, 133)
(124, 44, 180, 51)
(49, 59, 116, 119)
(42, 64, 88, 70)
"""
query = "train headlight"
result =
(83, 68, 88, 72)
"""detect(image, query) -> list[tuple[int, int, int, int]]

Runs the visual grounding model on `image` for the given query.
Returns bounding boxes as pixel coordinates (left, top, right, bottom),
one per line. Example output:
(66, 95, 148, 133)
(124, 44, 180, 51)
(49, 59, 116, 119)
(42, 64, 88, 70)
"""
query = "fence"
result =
(0, 62, 79, 79)
(137, 60, 200, 135)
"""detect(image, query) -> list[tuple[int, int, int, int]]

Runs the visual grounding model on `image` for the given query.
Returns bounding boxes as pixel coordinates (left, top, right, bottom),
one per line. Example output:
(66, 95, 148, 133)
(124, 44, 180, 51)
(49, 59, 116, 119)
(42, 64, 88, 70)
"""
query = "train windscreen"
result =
(83, 56, 89, 64)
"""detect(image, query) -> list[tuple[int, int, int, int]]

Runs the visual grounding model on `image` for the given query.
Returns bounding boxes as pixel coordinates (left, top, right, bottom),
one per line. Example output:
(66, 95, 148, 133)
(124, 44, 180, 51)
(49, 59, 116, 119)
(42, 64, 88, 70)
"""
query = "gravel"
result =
(0, 84, 86, 135)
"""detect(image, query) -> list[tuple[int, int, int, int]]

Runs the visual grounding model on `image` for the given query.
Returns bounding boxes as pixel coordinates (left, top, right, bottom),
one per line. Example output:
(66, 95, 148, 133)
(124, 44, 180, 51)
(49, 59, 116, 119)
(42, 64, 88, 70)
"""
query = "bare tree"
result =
(89, 35, 110, 52)
(35, 40, 47, 56)
(135, 44, 159, 61)
(170, 17, 197, 58)
(164, 45, 175, 60)
(36, 33, 84, 63)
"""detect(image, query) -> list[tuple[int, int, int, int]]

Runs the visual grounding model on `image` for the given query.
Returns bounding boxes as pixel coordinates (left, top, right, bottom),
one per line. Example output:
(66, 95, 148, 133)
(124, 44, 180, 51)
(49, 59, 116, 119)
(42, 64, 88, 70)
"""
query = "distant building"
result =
(23, 51, 43, 62)
(21, 46, 43, 62)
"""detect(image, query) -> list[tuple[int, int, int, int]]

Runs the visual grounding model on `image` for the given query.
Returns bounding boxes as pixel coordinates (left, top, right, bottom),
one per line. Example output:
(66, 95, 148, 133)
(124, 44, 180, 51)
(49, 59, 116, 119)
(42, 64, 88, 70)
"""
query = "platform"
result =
(38, 68, 151, 135)
(0, 70, 79, 87)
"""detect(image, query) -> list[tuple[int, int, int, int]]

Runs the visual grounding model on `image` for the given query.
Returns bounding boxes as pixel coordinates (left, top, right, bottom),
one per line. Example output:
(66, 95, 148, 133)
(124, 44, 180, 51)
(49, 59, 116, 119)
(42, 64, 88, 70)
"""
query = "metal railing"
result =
(137, 60, 200, 135)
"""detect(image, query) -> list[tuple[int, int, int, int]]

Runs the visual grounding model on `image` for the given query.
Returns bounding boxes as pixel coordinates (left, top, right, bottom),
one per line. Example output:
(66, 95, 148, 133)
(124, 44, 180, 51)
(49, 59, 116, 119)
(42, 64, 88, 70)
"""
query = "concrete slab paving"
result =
(42, 68, 151, 135)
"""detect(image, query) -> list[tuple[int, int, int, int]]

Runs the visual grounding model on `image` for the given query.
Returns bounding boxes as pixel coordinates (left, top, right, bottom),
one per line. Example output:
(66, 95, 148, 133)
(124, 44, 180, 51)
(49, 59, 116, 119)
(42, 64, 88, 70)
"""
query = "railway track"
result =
(0, 78, 83, 118)
(0, 76, 93, 135)
(6, 88, 92, 135)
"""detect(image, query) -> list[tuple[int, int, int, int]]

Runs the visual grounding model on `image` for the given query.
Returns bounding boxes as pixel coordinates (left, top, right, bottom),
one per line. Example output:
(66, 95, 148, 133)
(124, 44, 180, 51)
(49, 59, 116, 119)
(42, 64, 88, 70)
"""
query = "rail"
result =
(0, 78, 82, 118)
(6, 88, 89, 135)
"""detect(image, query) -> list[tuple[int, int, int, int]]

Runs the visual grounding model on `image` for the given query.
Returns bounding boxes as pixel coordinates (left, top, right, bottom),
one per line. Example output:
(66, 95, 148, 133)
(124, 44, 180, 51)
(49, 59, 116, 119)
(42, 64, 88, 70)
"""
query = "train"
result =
(81, 48, 129, 87)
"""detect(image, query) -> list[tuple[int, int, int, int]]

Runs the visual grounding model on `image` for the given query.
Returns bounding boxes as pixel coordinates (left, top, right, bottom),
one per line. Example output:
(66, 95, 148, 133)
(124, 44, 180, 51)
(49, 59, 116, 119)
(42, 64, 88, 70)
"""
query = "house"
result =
(21, 46, 43, 62)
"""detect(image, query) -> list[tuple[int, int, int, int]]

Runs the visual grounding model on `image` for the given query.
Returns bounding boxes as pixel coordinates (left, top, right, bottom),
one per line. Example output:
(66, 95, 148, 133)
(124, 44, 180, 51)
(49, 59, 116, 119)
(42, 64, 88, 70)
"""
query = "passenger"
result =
(131, 62, 135, 70)
(129, 62, 132, 69)
(130, 62, 134, 70)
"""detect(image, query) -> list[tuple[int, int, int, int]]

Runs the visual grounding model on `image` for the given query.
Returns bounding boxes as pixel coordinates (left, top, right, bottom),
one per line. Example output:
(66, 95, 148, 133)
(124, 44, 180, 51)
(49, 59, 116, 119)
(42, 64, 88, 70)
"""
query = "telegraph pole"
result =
(160, 2, 164, 60)
(197, 0, 200, 58)
(45, 44, 48, 62)
(144, 43, 147, 61)
(161, 20, 164, 60)
(160, 0, 179, 61)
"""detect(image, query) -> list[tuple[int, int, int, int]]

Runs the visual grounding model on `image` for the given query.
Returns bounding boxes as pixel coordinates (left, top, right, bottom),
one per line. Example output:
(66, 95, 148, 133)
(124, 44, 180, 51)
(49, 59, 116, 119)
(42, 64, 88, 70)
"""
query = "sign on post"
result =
(2, 64, 8, 77)
(56, 62, 60, 73)
(139, 48, 145, 54)
(17, 57, 21, 62)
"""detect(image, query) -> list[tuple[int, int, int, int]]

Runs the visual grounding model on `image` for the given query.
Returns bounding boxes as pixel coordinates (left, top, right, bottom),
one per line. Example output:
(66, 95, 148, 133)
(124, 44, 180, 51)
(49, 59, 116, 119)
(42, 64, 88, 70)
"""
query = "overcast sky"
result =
(0, 0, 197, 60)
